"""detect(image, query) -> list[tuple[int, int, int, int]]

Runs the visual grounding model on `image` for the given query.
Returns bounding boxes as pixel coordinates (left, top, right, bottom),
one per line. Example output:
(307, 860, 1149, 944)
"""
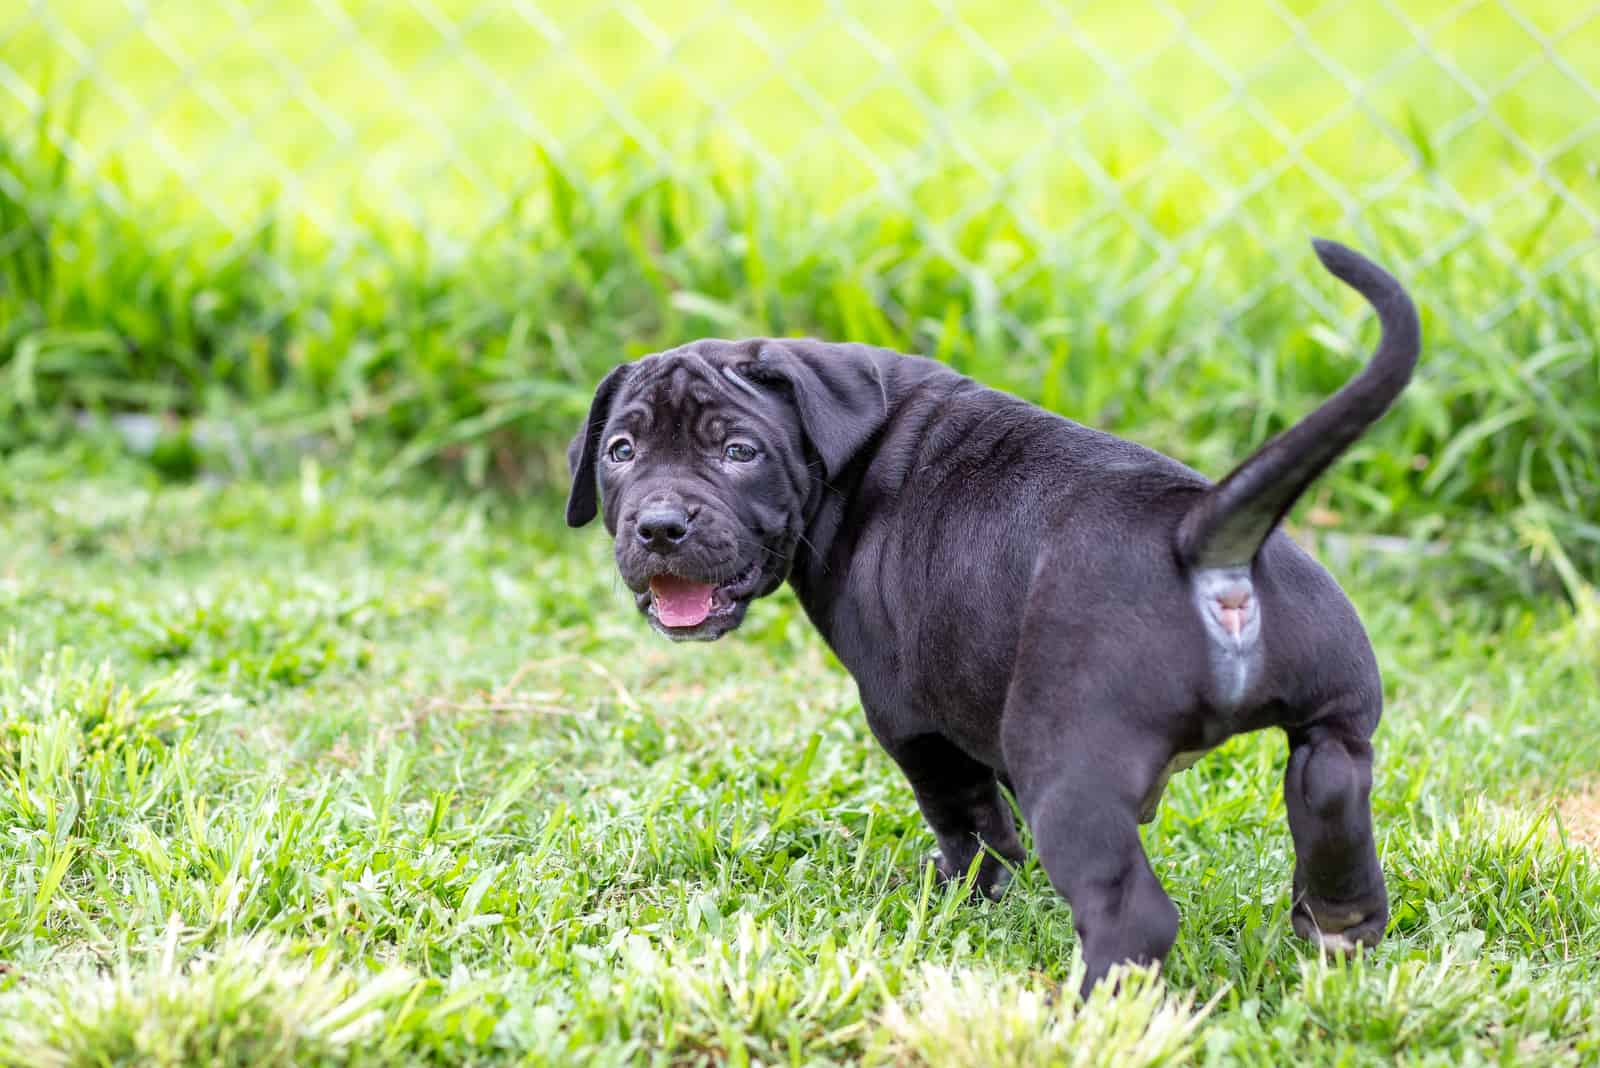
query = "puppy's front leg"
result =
(876, 729, 1025, 901)
(1284, 700, 1388, 953)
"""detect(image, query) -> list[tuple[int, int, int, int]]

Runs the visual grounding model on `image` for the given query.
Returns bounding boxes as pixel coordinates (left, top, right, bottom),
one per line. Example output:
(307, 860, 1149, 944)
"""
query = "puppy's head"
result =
(566, 338, 888, 641)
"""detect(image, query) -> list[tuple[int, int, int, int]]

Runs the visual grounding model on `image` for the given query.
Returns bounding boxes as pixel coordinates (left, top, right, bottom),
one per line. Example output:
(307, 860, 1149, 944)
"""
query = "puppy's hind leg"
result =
(1284, 695, 1388, 953)
(1003, 707, 1181, 999)
(878, 730, 1025, 901)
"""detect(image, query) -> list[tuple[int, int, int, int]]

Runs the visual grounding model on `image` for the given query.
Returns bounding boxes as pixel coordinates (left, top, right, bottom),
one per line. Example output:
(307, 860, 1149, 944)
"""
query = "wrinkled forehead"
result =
(610, 347, 780, 439)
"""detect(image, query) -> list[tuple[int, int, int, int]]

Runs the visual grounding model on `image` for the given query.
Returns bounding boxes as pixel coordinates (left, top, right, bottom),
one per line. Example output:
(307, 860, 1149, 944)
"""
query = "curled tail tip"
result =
(1310, 237, 1377, 283)
(1310, 236, 1421, 352)
(1310, 235, 1343, 258)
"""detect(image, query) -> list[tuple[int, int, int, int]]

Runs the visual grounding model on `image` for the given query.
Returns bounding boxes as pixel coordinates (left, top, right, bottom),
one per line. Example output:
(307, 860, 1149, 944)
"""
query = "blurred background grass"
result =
(2, 0, 1597, 588)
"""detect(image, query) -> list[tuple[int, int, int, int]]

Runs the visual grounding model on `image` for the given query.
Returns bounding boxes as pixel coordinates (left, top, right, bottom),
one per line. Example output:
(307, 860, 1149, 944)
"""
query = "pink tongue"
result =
(650, 575, 716, 627)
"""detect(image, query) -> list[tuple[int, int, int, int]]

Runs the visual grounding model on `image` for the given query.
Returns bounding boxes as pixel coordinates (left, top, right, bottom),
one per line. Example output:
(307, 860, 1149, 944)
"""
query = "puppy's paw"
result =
(1291, 893, 1387, 955)
(929, 849, 1014, 902)
(975, 860, 1015, 902)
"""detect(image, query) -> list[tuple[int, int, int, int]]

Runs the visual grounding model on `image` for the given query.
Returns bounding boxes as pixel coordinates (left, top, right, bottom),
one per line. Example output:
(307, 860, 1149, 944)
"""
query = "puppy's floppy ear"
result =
(746, 340, 890, 480)
(566, 363, 634, 527)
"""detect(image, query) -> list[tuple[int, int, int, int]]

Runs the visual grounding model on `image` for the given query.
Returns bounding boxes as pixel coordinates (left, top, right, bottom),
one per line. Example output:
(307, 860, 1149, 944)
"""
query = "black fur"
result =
(566, 239, 1419, 996)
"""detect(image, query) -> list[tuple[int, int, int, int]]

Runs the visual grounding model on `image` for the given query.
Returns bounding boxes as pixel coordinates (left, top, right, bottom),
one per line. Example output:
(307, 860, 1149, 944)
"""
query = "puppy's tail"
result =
(1175, 239, 1420, 569)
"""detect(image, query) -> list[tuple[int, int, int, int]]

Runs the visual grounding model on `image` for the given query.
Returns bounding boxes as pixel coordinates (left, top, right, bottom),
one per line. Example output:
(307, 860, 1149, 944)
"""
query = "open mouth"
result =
(639, 563, 762, 640)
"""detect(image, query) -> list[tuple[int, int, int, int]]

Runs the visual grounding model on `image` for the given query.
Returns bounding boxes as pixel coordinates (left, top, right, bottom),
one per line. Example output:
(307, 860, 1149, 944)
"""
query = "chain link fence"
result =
(2, 1, 1597, 364)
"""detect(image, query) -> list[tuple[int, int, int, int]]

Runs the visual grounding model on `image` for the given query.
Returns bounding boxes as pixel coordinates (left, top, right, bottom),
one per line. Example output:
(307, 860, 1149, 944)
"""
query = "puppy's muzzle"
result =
(635, 503, 693, 554)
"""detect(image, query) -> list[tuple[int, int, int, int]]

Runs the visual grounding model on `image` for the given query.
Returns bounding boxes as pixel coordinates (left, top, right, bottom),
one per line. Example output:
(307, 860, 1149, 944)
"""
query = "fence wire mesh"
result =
(2, 0, 1597, 363)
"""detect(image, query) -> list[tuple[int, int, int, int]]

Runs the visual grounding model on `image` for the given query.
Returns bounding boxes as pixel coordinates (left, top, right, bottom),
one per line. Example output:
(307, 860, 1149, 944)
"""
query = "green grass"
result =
(2, 5, 1600, 1061)
(3, 1, 1598, 585)
(1, 441, 1598, 1065)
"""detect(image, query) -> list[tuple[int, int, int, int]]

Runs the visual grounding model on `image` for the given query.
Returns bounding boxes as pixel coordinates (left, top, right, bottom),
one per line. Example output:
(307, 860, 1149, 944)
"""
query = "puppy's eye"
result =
(606, 439, 635, 463)
(724, 442, 758, 463)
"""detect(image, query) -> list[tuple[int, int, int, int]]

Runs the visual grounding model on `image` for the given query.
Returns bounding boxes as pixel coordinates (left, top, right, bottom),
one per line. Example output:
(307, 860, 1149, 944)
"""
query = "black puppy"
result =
(566, 240, 1419, 996)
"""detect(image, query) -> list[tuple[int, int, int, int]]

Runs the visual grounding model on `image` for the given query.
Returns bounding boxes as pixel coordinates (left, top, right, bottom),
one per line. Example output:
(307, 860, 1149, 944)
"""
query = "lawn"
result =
(3, 0, 1600, 1063)
(0, 441, 1597, 1065)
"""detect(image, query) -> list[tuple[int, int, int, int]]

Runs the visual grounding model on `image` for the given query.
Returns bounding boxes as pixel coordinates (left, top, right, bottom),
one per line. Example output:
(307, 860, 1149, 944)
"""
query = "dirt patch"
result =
(1556, 782, 1600, 854)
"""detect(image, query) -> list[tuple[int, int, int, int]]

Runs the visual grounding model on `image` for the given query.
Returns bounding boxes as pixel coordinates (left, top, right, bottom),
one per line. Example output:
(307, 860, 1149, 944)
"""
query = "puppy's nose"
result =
(636, 505, 691, 552)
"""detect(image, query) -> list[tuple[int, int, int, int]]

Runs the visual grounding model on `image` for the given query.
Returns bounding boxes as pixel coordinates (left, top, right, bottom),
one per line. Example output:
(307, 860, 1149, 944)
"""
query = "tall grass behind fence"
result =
(1, 1, 1597, 581)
